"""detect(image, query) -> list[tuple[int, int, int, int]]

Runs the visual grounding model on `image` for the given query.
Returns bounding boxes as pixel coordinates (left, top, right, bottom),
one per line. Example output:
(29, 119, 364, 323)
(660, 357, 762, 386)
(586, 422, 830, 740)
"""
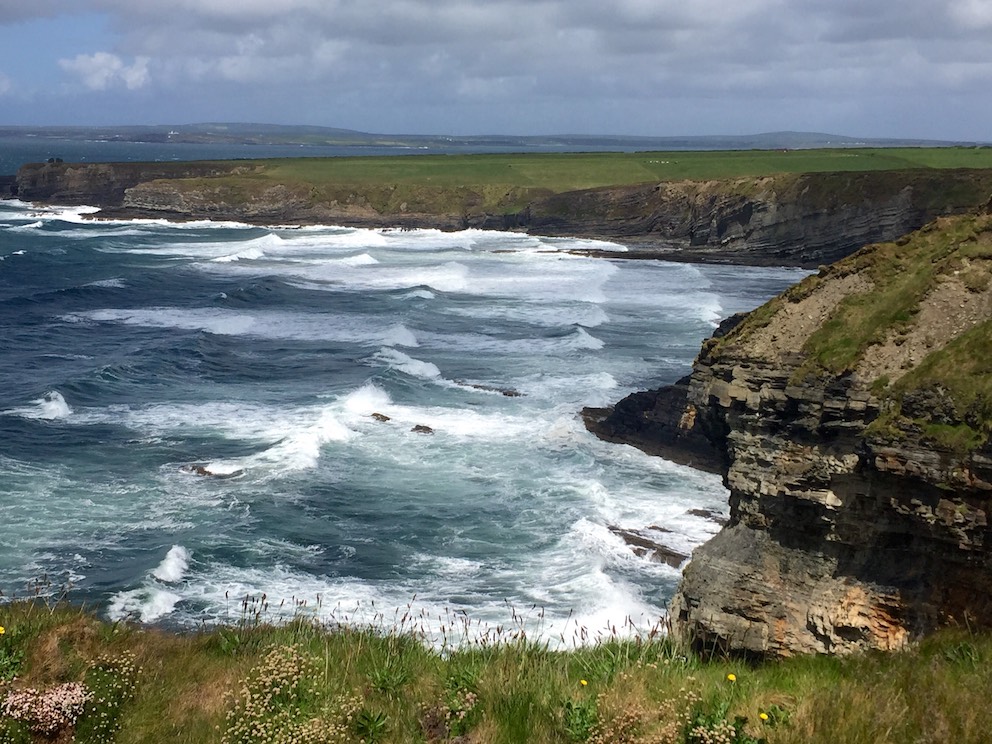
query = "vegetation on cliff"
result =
(3, 600, 992, 743)
(718, 211, 992, 453)
(119, 147, 992, 216)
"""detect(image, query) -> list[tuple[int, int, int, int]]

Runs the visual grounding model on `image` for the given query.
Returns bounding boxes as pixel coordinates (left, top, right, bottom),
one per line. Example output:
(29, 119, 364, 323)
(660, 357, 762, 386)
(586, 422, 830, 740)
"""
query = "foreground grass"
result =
(2, 601, 992, 742)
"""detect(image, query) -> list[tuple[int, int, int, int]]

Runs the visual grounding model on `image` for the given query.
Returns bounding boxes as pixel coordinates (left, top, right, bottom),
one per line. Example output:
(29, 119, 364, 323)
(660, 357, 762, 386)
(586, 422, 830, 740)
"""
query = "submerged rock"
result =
(608, 525, 687, 569)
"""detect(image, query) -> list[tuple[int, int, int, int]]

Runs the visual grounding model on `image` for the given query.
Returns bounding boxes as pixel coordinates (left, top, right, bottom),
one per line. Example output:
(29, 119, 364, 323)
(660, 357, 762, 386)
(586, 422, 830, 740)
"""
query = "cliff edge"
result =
(13, 160, 992, 266)
(595, 208, 992, 657)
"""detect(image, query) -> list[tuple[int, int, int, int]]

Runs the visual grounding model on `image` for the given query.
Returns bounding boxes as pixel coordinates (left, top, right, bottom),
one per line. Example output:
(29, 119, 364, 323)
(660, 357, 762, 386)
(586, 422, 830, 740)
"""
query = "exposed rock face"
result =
(523, 170, 992, 266)
(14, 161, 251, 206)
(0, 175, 16, 198)
(13, 161, 992, 267)
(598, 214, 992, 657)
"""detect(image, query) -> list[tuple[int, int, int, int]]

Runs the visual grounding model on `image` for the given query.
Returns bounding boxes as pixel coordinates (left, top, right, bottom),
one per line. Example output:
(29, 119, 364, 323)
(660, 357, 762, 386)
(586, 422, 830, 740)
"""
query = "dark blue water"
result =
(0, 136, 653, 176)
(0, 197, 807, 642)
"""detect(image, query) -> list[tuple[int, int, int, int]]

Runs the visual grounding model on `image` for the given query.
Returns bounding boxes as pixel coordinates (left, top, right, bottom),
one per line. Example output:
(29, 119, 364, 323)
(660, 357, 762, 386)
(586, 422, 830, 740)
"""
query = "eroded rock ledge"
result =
(12, 161, 992, 267)
(593, 211, 992, 657)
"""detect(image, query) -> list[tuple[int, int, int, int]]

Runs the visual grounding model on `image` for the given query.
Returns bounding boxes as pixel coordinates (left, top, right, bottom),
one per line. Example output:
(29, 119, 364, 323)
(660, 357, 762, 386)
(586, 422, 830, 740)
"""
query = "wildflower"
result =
(726, 673, 736, 682)
(759, 712, 769, 722)
(0, 626, 5, 635)
(579, 679, 588, 687)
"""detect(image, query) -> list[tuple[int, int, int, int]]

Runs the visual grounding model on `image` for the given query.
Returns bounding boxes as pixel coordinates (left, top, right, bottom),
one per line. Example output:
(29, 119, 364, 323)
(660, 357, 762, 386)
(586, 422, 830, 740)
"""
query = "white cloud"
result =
(59, 51, 149, 90)
(0, 71, 11, 95)
(4, 0, 991, 137)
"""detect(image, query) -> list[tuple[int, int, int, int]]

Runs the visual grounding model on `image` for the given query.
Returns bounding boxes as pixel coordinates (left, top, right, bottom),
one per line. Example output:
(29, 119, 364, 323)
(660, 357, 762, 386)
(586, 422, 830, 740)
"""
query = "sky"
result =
(0, 0, 990, 140)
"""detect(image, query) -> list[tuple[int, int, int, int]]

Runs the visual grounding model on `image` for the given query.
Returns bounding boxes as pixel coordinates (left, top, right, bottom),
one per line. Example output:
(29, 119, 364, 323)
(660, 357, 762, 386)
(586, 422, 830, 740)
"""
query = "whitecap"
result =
(569, 327, 605, 350)
(380, 323, 419, 347)
(372, 348, 441, 379)
(107, 587, 182, 622)
(84, 278, 126, 289)
(6, 391, 73, 420)
(211, 245, 267, 263)
(339, 383, 393, 416)
(341, 252, 379, 266)
(152, 545, 190, 583)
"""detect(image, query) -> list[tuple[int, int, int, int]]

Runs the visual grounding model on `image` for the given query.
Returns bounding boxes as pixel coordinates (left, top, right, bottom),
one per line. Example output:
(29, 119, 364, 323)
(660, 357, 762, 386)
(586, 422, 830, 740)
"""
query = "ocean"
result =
(0, 194, 807, 644)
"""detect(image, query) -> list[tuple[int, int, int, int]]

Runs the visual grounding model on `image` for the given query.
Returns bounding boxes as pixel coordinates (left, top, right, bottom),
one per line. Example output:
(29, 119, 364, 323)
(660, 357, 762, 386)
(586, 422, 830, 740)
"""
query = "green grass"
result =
(130, 147, 992, 217)
(713, 211, 992, 453)
(3, 601, 992, 742)
(256, 147, 992, 189)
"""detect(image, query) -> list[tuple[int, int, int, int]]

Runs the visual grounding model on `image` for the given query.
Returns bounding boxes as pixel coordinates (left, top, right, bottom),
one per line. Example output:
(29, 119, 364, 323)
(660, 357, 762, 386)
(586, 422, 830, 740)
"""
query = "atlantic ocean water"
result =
(0, 197, 807, 643)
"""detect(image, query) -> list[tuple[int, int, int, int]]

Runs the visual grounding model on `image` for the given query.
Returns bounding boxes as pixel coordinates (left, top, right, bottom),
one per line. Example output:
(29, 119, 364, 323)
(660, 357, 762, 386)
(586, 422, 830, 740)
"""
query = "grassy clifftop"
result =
(3, 601, 992, 743)
(718, 209, 992, 453)
(141, 147, 992, 215)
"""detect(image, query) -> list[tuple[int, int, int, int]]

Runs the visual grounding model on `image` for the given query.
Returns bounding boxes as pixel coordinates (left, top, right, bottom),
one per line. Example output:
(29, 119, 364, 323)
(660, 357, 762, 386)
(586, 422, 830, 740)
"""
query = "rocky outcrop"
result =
(14, 161, 255, 206)
(523, 170, 992, 266)
(13, 160, 992, 267)
(597, 213, 992, 657)
(0, 175, 16, 198)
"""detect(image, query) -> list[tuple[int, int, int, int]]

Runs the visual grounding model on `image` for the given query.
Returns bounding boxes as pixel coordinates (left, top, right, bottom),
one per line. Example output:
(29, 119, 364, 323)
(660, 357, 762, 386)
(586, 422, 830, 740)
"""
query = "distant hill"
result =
(0, 124, 984, 150)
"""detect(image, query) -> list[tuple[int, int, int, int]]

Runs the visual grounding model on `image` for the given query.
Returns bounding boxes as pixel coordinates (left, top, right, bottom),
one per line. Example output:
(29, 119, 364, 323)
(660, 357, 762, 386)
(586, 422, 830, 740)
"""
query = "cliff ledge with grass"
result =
(591, 203, 992, 657)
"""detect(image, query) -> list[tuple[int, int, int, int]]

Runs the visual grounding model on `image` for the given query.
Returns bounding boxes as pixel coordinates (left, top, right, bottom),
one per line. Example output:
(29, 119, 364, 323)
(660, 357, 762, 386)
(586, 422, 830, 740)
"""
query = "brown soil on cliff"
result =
(738, 272, 874, 361)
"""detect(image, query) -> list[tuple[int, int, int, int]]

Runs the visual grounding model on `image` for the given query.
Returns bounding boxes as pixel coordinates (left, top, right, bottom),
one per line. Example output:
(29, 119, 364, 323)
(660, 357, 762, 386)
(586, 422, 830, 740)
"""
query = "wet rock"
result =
(608, 525, 688, 568)
(371, 412, 391, 422)
(411, 424, 434, 434)
(686, 508, 728, 526)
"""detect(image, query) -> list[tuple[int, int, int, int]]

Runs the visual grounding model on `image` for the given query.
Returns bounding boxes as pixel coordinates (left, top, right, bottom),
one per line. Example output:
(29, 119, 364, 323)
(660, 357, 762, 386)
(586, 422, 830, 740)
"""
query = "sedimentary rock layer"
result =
(13, 161, 992, 267)
(597, 212, 992, 657)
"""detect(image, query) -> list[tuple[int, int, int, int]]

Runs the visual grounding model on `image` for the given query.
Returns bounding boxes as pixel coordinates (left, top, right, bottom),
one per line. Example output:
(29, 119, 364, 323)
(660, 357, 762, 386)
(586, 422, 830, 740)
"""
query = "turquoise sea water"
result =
(0, 196, 807, 643)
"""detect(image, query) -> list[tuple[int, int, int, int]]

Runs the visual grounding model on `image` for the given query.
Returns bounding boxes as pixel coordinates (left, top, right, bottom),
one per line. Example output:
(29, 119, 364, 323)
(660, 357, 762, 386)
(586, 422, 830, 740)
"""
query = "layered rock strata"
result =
(596, 212, 992, 657)
(13, 161, 992, 267)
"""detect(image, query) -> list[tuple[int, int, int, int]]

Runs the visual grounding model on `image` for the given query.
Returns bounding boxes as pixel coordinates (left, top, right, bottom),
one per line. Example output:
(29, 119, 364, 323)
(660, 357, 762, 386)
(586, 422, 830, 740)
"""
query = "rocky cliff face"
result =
(14, 161, 253, 206)
(597, 211, 992, 657)
(523, 170, 992, 266)
(14, 161, 992, 267)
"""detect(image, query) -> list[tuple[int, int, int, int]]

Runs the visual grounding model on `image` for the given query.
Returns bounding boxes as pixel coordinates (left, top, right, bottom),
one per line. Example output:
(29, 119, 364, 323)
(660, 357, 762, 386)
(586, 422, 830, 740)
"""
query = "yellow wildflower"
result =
(726, 673, 736, 682)
(579, 679, 588, 686)
(0, 626, 5, 635)
(759, 712, 769, 722)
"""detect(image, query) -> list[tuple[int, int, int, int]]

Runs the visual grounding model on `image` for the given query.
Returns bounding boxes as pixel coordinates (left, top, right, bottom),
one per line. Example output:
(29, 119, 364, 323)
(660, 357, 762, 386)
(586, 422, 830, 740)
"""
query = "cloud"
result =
(59, 52, 149, 90)
(2, 0, 990, 137)
(0, 72, 11, 95)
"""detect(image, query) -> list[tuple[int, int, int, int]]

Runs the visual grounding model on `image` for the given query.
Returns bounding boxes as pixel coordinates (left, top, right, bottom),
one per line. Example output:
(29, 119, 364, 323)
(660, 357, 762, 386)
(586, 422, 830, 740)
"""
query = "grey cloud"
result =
(1, 0, 989, 138)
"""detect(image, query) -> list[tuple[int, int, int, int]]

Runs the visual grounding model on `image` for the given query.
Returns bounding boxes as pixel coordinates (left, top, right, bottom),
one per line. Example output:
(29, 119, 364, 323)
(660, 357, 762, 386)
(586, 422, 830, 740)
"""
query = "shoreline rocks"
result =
(11, 161, 992, 267)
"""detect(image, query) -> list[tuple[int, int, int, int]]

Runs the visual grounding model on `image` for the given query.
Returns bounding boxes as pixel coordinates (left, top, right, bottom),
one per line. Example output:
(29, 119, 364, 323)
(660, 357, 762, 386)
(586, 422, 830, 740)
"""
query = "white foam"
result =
(70, 306, 435, 347)
(84, 278, 126, 289)
(372, 348, 441, 379)
(7, 391, 73, 420)
(444, 303, 610, 328)
(206, 406, 354, 475)
(211, 245, 267, 262)
(380, 323, 419, 347)
(340, 383, 393, 415)
(571, 328, 605, 350)
(107, 587, 182, 622)
(152, 545, 190, 583)
(342, 252, 379, 266)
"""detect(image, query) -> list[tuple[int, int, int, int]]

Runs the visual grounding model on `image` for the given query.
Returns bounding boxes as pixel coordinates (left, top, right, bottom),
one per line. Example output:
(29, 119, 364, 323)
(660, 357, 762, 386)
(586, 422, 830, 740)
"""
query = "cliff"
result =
(13, 160, 992, 266)
(593, 208, 992, 657)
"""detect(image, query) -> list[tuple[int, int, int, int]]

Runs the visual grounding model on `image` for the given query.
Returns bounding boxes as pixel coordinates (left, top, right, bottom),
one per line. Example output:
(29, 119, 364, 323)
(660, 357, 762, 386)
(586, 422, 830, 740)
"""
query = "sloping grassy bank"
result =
(134, 147, 992, 216)
(2, 601, 991, 743)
